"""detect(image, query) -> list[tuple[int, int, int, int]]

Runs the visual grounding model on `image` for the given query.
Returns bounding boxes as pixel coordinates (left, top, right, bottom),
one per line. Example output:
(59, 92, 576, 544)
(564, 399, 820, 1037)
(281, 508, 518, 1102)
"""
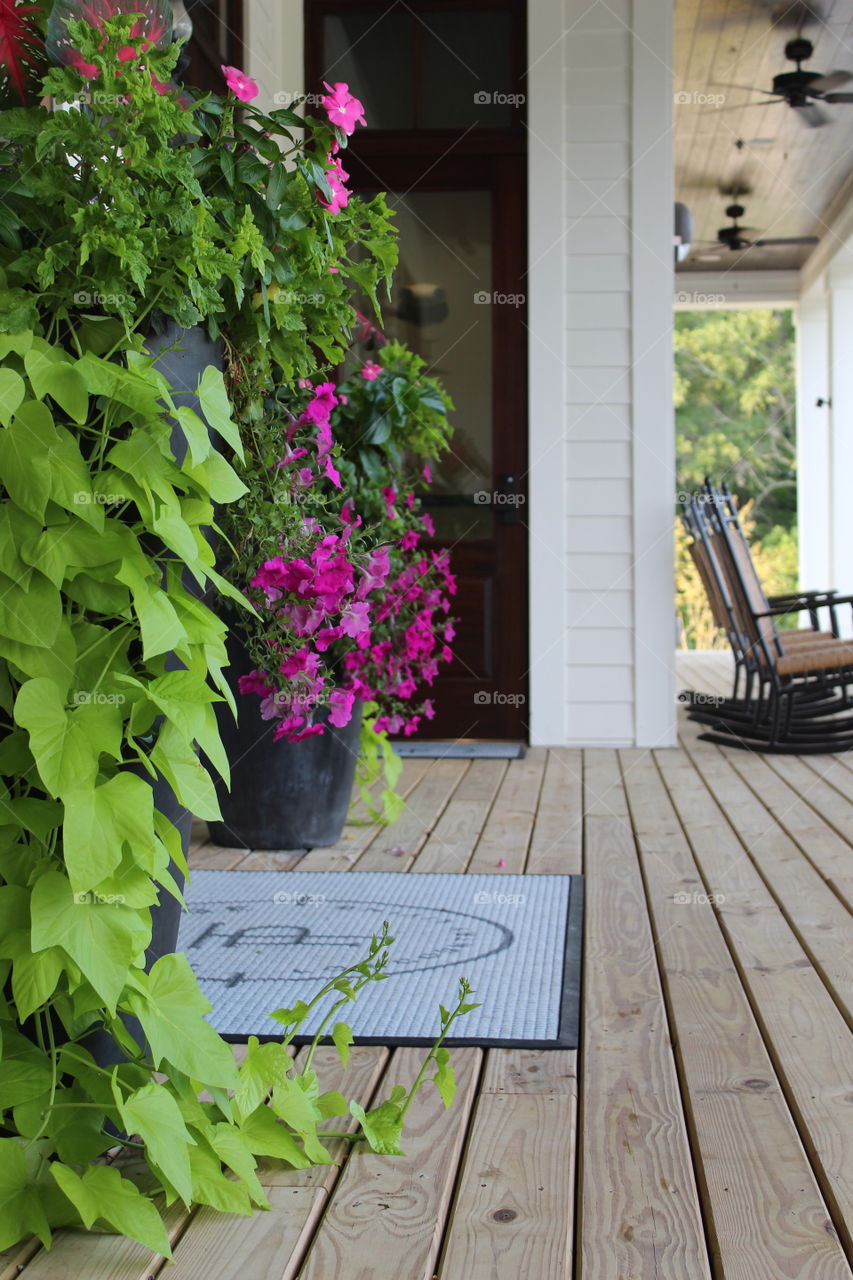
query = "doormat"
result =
(179, 871, 583, 1049)
(393, 741, 526, 759)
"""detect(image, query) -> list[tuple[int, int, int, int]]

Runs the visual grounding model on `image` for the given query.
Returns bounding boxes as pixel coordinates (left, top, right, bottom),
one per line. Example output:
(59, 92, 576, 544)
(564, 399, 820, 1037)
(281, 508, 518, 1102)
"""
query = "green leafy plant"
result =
(354, 703, 405, 824)
(0, 12, 469, 1256)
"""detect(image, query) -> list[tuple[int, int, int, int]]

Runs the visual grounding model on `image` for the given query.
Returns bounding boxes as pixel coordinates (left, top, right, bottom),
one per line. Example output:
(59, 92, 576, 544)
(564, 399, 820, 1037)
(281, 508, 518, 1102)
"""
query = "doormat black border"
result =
(217, 875, 584, 1052)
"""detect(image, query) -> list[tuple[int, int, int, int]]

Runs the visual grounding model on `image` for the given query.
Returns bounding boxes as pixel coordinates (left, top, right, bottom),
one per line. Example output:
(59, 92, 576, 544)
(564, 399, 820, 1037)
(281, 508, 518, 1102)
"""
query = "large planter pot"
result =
(143, 319, 223, 950)
(208, 635, 363, 850)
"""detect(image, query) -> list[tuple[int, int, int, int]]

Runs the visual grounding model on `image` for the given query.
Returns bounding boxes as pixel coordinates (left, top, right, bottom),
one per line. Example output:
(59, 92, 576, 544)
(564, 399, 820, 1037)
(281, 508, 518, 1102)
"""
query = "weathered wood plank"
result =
(439, 1050, 576, 1278)
(296, 758, 433, 871)
(526, 748, 583, 875)
(19, 1203, 185, 1280)
(720, 748, 853, 909)
(412, 761, 507, 874)
(466, 750, 547, 874)
(622, 747, 852, 1279)
(0, 1240, 40, 1280)
(298, 1049, 481, 1280)
(581, 747, 630, 819)
(657, 744, 853, 1252)
(579, 751, 712, 1280)
(480, 1047, 577, 1096)
(189, 843, 250, 870)
(439, 1099, 573, 1277)
(356, 758, 469, 872)
(230, 850, 305, 871)
(679, 719, 853, 1024)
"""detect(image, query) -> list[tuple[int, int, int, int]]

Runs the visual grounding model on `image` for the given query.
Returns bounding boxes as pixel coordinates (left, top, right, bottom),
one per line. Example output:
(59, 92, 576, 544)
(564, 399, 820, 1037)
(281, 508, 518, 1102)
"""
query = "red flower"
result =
(0, 0, 44, 102)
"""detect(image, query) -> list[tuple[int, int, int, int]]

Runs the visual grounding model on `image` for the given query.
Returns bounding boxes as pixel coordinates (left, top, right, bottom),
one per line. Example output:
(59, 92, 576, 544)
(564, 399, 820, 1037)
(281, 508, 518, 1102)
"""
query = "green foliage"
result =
(354, 703, 405, 825)
(347, 976, 478, 1155)
(675, 308, 797, 537)
(333, 340, 454, 515)
(675, 309, 799, 646)
(0, 17, 468, 1254)
(676, 502, 799, 650)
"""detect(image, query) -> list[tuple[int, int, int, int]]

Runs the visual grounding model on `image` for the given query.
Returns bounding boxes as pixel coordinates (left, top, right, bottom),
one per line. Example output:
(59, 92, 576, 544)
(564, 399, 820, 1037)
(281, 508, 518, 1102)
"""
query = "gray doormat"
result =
(393, 741, 526, 759)
(179, 871, 583, 1049)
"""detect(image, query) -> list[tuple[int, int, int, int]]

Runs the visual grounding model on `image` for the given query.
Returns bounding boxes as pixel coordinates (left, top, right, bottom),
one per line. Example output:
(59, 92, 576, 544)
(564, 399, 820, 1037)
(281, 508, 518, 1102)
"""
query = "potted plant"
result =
(212, 339, 457, 848)
(0, 5, 471, 1255)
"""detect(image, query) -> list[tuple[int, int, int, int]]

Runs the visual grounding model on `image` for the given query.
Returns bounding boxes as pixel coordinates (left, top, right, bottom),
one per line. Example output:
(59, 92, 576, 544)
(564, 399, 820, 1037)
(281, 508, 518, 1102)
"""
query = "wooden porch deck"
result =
(4, 704, 853, 1277)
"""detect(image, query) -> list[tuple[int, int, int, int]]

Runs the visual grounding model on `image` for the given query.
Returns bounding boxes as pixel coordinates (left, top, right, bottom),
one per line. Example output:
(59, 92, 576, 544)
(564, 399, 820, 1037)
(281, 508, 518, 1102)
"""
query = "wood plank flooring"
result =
(11, 719, 853, 1279)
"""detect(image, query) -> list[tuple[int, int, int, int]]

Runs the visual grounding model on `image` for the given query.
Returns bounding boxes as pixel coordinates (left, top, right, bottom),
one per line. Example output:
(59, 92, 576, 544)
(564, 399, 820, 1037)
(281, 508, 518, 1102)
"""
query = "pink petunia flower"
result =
(329, 687, 356, 728)
(382, 486, 398, 520)
(221, 64, 259, 102)
(361, 361, 382, 381)
(323, 456, 342, 488)
(321, 81, 367, 135)
(238, 670, 272, 698)
(303, 381, 338, 424)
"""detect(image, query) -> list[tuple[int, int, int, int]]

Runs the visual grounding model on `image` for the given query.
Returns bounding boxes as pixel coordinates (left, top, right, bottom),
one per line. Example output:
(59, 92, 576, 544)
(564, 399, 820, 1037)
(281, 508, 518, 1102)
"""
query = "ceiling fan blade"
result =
(810, 70, 853, 92)
(794, 102, 829, 126)
(822, 92, 853, 103)
(710, 81, 779, 95)
(752, 235, 819, 245)
(699, 101, 784, 115)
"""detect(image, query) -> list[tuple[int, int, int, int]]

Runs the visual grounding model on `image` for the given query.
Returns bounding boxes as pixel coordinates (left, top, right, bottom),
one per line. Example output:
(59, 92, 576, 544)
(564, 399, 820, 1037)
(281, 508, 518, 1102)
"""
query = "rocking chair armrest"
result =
(755, 594, 853, 619)
(767, 589, 838, 606)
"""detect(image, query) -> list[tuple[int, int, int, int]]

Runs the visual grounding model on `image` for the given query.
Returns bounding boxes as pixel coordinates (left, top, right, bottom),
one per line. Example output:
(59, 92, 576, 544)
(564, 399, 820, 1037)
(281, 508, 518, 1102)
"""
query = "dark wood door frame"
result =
(305, 1, 529, 740)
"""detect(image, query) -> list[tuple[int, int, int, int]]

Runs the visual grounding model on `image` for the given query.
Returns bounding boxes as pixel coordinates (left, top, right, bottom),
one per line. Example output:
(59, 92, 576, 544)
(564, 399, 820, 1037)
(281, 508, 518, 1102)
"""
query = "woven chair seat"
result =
(779, 629, 837, 647)
(776, 643, 853, 676)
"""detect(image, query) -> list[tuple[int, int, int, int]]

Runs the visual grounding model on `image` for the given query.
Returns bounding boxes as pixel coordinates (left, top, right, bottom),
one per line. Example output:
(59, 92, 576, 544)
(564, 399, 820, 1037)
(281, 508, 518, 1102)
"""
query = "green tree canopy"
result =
(675, 308, 796, 537)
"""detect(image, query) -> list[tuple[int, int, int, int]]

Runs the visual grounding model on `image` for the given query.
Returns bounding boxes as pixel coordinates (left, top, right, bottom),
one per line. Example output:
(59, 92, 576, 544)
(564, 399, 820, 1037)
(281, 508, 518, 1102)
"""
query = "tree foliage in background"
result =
(675, 309, 799, 648)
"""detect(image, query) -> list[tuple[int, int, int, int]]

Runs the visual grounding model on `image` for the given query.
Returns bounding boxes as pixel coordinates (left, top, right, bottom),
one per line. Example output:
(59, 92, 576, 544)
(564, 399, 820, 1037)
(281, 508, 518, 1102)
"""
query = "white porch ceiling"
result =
(675, 0, 853, 273)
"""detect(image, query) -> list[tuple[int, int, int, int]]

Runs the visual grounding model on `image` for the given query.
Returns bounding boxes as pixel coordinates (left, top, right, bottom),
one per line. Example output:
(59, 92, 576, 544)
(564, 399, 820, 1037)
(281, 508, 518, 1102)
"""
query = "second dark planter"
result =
(209, 636, 363, 850)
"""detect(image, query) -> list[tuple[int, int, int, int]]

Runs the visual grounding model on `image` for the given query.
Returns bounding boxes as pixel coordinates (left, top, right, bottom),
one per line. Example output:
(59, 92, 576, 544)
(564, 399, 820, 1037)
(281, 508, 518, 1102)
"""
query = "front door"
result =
(306, 1, 528, 741)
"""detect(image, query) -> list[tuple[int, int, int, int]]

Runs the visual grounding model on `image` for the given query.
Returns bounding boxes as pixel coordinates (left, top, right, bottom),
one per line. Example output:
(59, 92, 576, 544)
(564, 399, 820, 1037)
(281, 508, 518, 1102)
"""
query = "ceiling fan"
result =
(716, 37, 853, 127)
(690, 203, 818, 258)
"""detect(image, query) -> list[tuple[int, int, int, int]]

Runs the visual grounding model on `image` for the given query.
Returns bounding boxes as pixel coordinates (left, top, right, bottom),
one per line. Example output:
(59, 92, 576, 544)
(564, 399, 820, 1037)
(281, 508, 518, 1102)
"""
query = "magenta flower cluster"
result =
(343, 544, 456, 738)
(237, 378, 455, 741)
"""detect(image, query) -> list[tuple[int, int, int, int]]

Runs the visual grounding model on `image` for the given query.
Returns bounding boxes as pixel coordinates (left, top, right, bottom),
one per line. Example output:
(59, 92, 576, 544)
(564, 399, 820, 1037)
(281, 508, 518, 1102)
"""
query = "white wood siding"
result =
(529, 0, 676, 746)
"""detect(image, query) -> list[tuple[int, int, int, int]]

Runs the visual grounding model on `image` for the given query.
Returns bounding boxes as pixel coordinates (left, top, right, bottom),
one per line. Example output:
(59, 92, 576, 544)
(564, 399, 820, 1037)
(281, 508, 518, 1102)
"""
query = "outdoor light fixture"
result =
(674, 202, 693, 264)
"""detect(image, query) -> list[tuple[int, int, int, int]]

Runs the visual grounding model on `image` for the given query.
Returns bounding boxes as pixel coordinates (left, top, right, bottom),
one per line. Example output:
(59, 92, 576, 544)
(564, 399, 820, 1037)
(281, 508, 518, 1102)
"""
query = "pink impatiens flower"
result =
(321, 81, 366, 135)
(221, 64, 259, 102)
(317, 154, 351, 215)
(361, 361, 382, 381)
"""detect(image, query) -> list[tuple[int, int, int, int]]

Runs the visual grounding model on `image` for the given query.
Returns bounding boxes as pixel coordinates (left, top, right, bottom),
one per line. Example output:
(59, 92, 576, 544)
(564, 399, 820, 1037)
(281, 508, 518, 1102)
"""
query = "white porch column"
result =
(630, 0, 676, 747)
(527, 0, 569, 745)
(827, 259, 853, 608)
(796, 276, 831, 595)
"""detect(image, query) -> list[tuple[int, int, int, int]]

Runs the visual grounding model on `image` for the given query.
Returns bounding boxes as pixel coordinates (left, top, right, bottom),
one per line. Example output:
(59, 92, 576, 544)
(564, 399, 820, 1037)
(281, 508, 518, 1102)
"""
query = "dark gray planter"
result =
(142, 321, 223, 948)
(209, 636, 363, 850)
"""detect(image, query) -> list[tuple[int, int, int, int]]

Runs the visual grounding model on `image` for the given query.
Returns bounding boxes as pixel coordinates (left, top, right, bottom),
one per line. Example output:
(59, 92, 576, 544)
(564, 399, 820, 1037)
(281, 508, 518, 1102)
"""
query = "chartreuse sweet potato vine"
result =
(0, 328, 476, 1254)
(0, 13, 469, 1257)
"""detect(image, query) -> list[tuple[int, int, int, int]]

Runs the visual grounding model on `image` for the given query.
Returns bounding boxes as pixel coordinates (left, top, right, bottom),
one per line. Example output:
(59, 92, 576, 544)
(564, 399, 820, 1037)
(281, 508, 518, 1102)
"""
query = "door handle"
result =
(497, 473, 524, 524)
